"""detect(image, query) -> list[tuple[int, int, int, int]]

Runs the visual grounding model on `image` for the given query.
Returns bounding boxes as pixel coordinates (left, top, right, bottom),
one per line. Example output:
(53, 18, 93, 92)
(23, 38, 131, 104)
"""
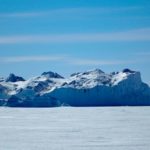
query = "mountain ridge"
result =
(0, 68, 150, 107)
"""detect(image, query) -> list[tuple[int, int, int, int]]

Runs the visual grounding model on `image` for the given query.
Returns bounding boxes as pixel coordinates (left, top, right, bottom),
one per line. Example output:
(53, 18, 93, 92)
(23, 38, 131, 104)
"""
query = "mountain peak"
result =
(41, 71, 64, 79)
(92, 69, 105, 74)
(6, 73, 25, 82)
(70, 69, 104, 78)
(122, 68, 135, 74)
(82, 69, 105, 76)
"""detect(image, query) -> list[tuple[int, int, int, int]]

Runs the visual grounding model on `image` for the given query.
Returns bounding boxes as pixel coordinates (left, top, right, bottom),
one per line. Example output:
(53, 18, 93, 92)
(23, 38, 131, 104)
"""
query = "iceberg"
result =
(0, 68, 150, 107)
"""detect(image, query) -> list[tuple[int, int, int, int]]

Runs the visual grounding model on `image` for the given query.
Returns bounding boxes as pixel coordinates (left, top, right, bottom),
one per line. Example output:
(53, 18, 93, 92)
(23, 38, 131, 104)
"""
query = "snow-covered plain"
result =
(0, 107, 150, 150)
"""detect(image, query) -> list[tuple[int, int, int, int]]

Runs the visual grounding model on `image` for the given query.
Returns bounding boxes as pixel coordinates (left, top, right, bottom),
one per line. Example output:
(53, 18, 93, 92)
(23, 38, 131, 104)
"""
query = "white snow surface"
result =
(111, 72, 128, 85)
(0, 107, 150, 150)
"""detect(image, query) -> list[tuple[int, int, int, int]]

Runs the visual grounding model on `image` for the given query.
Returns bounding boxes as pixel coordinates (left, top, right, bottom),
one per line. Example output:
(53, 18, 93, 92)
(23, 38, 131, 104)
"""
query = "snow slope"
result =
(0, 68, 150, 107)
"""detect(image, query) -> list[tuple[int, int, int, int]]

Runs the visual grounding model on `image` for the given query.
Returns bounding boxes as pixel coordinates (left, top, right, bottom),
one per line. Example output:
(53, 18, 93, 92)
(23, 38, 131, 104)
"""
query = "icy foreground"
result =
(0, 68, 150, 107)
(0, 107, 150, 150)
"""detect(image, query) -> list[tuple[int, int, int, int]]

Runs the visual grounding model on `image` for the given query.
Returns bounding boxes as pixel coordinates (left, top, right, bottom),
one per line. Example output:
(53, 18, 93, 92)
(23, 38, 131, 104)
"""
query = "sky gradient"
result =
(0, 0, 150, 84)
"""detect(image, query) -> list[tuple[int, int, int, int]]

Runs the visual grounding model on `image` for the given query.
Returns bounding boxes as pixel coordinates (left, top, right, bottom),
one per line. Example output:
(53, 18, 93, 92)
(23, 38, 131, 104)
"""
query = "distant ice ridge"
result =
(0, 68, 150, 107)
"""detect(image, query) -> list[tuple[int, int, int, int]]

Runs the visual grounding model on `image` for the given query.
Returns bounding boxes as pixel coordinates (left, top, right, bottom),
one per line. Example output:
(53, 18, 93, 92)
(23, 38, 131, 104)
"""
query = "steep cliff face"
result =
(44, 69, 150, 106)
(0, 69, 150, 107)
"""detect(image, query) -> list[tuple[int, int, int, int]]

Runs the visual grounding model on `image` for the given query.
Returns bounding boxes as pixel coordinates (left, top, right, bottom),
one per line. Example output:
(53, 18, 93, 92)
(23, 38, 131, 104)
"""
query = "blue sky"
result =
(0, 0, 150, 83)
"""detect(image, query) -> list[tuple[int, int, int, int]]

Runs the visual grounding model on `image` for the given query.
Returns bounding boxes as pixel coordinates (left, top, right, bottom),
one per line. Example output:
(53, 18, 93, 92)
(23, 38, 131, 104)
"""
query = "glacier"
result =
(0, 68, 150, 107)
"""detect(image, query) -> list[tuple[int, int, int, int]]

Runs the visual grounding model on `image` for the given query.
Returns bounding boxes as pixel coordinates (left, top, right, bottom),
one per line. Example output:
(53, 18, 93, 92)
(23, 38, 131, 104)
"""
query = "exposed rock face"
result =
(41, 71, 64, 79)
(6, 74, 25, 82)
(0, 69, 150, 107)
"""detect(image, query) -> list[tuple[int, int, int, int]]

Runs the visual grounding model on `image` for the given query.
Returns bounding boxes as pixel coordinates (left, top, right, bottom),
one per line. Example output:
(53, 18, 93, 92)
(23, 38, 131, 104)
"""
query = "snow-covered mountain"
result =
(0, 68, 150, 107)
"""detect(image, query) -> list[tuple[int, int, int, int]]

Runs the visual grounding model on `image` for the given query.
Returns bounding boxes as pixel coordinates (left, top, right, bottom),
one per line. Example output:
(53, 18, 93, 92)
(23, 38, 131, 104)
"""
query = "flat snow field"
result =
(0, 107, 150, 150)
